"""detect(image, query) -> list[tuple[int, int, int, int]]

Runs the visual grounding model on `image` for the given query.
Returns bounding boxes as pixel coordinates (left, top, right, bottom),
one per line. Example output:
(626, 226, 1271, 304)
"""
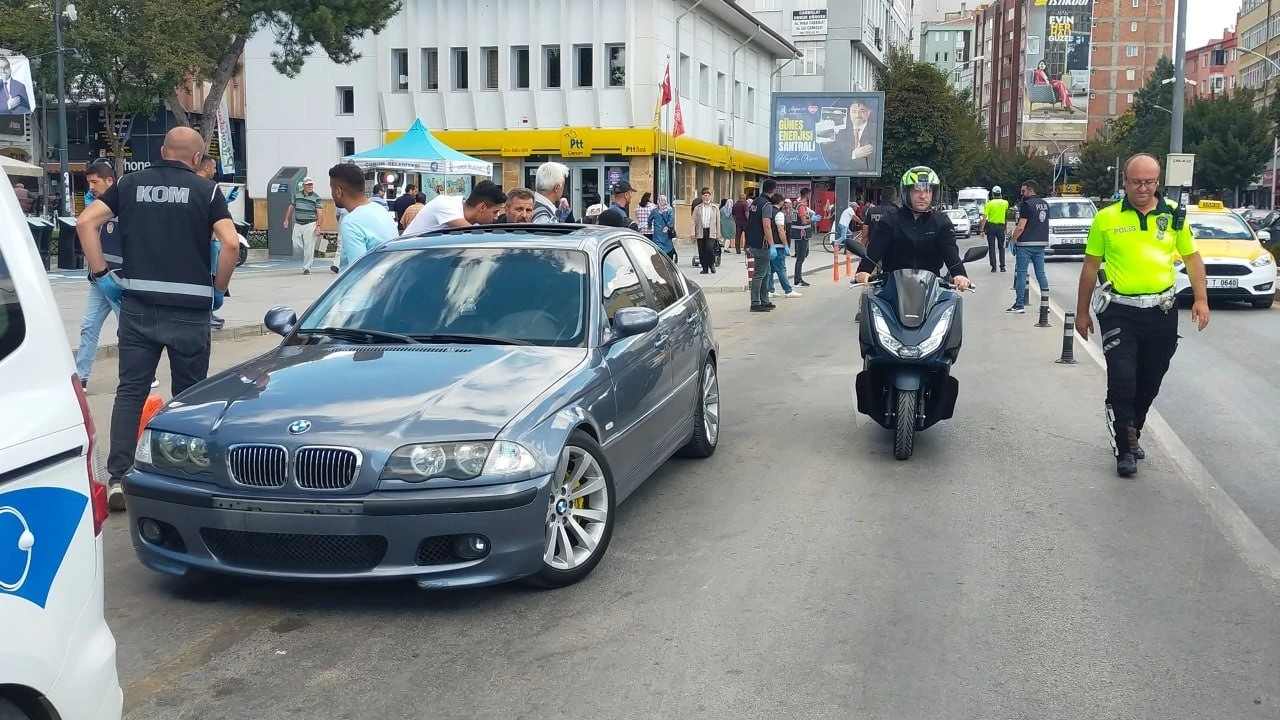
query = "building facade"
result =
(973, 0, 1024, 151)
(243, 0, 797, 225)
(1185, 30, 1237, 98)
(1236, 0, 1280, 106)
(1084, 0, 1174, 139)
(919, 13, 978, 99)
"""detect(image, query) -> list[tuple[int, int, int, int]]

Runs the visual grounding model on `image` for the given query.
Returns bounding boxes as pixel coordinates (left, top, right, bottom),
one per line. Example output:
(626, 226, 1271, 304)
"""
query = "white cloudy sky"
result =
(1186, 0, 1239, 48)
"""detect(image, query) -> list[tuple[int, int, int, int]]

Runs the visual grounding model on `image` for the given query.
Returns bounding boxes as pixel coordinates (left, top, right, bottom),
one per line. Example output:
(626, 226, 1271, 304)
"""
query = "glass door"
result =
(572, 167, 600, 221)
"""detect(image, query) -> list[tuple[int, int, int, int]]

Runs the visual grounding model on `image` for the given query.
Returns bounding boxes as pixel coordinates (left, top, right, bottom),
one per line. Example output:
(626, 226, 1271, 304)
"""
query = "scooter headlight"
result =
(915, 305, 956, 357)
(868, 304, 905, 356)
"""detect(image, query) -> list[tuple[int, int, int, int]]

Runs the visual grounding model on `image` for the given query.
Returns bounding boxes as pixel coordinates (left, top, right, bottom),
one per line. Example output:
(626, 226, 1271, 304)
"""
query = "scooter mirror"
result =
(845, 239, 870, 258)
(961, 245, 989, 263)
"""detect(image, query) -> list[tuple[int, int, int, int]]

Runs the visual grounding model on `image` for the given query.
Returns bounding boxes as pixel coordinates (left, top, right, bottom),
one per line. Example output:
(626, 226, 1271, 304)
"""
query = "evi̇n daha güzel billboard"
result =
(1021, 0, 1093, 145)
(769, 92, 886, 178)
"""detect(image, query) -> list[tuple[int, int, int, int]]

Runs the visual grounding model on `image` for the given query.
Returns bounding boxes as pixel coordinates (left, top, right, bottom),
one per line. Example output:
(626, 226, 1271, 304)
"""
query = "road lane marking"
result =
(1028, 284, 1280, 590)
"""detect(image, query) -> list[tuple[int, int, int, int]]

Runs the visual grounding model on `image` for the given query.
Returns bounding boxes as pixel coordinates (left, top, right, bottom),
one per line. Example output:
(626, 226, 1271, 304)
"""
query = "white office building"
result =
(743, 0, 911, 93)
(243, 0, 799, 223)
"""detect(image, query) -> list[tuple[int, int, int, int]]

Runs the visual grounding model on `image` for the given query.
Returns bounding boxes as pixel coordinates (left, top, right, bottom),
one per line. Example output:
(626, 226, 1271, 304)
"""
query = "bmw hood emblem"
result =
(288, 419, 312, 435)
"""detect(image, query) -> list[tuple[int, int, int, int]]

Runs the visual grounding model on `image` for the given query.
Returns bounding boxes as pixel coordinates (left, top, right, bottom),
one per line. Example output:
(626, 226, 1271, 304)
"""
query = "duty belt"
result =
(1092, 281, 1175, 314)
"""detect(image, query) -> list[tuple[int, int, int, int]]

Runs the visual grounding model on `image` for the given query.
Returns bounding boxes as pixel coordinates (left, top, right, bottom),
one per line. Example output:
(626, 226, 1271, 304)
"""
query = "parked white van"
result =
(0, 172, 122, 719)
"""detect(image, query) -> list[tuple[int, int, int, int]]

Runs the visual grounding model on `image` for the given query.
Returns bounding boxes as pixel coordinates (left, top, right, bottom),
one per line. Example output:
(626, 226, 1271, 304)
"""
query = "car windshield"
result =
(298, 246, 591, 347)
(1048, 201, 1096, 220)
(1188, 212, 1256, 240)
(947, 210, 968, 220)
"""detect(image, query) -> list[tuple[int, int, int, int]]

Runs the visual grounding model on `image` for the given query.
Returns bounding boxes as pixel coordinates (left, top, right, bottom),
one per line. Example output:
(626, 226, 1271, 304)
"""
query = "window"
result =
(336, 86, 354, 115)
(1005, 7, 1013, 20)
(601, 247, 650, 321)
(0, 245, 25, 363)
(746, 87, 755, 122)
(606, 43, 626, 87)
(1126, 45, 1139, 58)
(1130, 21, 1138, 32)
(623, 239, 684, 312)
(338, 137, 355, 159)
(1126, 68, 1136, 81)
(482, 47, 499, 89)
(733, 81, 742, 114)
(452, 48, 469, 90)
(716, 72, 727, 111)
(299, 248, 591, 348)
(512, 46, 530, 89)
(1211, 48, 1227, 66)
(543, 46, 561, 88)
(699, 64, 710, 103)
(422, 49, 439, 91)
(1131, 0, 1139, 5)
(1126, 93, 1134, 103)
(679, 54, 691, 97)
(574, 44, 593, 87)
(796, 42, 824, 75)
(392, 48, 409, 92)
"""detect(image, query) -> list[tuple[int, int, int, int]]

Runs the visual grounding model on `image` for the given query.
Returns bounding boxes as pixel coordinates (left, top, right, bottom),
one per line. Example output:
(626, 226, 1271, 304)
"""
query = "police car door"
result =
(0, 172, 111, 697)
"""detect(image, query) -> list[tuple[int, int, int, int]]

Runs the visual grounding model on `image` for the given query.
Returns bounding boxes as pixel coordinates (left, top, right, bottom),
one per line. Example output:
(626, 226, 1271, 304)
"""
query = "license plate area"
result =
(1208, 278, 1239, 288)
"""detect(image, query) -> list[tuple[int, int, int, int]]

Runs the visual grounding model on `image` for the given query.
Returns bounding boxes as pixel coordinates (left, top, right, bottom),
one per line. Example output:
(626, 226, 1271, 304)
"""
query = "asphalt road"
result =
(1031, 258, 1280, 548)
(88, 277, 1280, 719)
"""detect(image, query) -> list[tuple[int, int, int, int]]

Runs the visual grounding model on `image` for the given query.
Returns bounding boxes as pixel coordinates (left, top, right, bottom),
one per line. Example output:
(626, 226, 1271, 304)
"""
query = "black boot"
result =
(1127, 427, 1145, 460)
(1117, 452, 1138, 477)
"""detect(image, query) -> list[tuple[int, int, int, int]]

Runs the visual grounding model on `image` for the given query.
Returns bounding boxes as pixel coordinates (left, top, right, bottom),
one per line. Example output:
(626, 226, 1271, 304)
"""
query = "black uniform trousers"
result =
(697, 231, 718, 272)
(107, 295, 213, 482)
(792, 233, 810, 283)
(1097, 302, 1179, 456)
(985, 224, 1006, 271)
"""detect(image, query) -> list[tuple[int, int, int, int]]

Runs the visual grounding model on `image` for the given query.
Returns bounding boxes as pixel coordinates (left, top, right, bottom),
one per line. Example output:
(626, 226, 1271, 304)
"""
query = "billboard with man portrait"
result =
(0, 54, 35, 116)
(770, 92, 885, 177)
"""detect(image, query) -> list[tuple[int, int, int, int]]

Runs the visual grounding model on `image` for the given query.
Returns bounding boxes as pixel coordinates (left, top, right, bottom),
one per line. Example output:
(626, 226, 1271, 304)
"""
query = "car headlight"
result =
(135, 429, 213, 475)
(380, 440, 536, 483)
(1251, 253, 1274, 267)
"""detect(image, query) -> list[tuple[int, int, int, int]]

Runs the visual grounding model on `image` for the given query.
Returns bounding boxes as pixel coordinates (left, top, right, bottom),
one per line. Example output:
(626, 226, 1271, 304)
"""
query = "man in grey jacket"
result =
(532, 161, 569, 223)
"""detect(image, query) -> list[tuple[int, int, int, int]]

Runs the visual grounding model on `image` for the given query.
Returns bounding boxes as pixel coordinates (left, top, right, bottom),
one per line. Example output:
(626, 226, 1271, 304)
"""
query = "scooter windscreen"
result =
(890, 269, 943, 329)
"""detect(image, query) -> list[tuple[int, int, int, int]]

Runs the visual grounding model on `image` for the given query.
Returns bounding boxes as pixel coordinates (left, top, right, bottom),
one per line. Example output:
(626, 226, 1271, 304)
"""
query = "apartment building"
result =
(973, 0, 1024, 151)
(1185, 30, 1237, 98)
(1237, 0, 1280, 106)
(243, 0, 798, 222)
(920, 13, 979, 99)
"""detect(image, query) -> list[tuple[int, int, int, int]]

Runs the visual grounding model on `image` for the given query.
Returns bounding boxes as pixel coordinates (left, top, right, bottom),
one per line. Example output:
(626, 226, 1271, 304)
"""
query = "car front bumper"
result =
(1175, 259, 1277, 300)
(122, 469, 553, 589)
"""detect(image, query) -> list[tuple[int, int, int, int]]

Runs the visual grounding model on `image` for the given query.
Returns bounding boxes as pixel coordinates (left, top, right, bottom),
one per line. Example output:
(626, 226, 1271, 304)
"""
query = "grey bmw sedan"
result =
(123, 224, 721, 589)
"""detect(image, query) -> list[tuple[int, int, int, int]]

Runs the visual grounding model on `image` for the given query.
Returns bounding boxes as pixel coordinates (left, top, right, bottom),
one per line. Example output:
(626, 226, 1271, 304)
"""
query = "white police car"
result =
(0, 173, 122, 719)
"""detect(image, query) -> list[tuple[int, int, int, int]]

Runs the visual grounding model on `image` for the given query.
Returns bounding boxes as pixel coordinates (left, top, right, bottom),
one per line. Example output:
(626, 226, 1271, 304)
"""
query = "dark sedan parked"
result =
(124, 224, 721, 589)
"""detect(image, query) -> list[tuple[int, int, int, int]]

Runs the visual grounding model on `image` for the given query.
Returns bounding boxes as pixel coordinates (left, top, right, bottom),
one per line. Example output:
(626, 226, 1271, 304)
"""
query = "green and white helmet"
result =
(901, 166, 941, 193)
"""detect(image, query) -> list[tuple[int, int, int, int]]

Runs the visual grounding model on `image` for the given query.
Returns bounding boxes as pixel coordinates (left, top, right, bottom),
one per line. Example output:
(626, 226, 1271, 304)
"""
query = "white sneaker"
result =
(151, 379, 159, 388)
(108, 484, 126, 512)
(785, 290, 803, 298)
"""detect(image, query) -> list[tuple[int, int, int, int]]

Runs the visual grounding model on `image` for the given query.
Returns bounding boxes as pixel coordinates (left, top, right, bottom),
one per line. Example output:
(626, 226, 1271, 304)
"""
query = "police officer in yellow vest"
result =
(1074, 153, 1210, 478)
(980, 186, 1010, 272)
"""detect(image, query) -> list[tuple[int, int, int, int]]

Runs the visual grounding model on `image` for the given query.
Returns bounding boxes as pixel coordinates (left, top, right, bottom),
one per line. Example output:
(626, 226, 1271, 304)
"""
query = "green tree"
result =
(1000, 148, 1054, 193)
(874, 45, 988, 192)
(166, 0, 402, 142)
(1125, 56, 1175, 158)
(1075, 137, 1123, 198)
(0, 0, 223, 175)
(1184, 88, 1273, 201)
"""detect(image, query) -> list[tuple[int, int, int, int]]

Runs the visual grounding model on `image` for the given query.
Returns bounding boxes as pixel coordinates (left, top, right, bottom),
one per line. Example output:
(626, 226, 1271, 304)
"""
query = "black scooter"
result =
(846, 240, 988, 460)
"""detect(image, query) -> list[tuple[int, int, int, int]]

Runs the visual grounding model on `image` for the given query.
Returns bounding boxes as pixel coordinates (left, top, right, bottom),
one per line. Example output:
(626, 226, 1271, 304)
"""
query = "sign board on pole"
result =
(1166, 153, 1195, 187)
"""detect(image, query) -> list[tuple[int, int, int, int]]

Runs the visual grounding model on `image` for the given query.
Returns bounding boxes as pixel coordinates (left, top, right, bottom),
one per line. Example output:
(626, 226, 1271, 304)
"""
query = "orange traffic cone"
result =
(138, 394, 164, 440)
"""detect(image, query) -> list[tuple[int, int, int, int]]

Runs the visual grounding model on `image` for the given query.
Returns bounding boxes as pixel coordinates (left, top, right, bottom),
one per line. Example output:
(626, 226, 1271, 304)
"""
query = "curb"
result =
(697, 258, 847, 294)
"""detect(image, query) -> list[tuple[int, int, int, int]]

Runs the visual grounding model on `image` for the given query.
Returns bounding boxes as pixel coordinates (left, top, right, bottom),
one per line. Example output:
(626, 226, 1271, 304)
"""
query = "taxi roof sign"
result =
(1197, 200, 1225, 210)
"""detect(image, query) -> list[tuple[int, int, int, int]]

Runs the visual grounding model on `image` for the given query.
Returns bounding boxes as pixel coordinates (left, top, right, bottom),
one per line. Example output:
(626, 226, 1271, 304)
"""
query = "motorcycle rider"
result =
(852, 166, 972, 292)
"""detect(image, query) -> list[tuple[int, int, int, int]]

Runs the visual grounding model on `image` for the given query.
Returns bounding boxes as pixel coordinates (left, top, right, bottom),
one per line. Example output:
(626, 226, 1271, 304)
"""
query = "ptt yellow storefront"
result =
(386, 126, 769, 235)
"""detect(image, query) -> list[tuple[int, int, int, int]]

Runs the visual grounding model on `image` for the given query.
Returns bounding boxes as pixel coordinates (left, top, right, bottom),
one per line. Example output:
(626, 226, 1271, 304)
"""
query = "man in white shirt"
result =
(403, 180, 507, 235)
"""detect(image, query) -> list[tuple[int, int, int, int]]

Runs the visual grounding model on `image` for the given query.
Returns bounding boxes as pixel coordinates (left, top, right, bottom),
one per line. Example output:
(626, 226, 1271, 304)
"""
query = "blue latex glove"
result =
(94, 271, 124, 304)
(212, 288, 226, 312)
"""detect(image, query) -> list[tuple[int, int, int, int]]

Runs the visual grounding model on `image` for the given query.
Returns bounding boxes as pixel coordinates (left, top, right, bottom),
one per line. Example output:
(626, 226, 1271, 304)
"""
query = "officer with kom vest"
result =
(76, 126, 240, 512)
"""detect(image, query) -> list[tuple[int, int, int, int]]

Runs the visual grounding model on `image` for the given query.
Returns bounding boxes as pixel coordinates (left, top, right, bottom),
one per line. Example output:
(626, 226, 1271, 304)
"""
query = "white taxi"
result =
(0, 173, 122, 718)
(1176, 200, 1277, 309)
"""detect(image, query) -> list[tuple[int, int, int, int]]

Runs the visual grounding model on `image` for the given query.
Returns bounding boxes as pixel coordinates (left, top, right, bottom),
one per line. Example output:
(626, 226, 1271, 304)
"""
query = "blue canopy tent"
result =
(342, 119, 492, 176)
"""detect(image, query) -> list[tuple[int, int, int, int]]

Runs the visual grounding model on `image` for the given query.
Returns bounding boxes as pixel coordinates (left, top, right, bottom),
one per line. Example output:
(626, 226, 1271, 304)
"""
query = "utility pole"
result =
(1168, 0, 1188, 155)
(1113, 156, 1120, 195)
(53, 0, 71, 217)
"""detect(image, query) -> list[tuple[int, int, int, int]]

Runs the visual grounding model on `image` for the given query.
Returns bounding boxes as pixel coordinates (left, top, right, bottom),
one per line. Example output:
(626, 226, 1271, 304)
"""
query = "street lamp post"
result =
(1236, 47, 1280, 210)
(53, 0, 72, 217)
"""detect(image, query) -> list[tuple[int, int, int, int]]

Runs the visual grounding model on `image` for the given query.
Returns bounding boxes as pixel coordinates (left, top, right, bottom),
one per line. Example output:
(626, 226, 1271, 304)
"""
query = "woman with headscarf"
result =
(556, 198, 575, 223)
(650, 195, 676, 261)
(719, 198, 735, 246)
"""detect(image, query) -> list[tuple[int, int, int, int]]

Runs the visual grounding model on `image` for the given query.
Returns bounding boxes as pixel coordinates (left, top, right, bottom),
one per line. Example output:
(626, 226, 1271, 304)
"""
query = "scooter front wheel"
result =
(236, 245, 248, 267)
(893, 389, 917, 460)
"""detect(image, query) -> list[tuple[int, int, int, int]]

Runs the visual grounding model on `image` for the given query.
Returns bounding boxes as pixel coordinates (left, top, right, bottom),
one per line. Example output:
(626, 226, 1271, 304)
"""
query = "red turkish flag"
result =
(660, 63, 672, 106)
(672, 98, 686, 137)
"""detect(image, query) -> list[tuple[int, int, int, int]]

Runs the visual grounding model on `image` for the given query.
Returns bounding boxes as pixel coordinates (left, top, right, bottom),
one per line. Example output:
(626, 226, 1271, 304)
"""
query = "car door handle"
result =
(655, 333, 669, 347)
(685, 311, 698, 324)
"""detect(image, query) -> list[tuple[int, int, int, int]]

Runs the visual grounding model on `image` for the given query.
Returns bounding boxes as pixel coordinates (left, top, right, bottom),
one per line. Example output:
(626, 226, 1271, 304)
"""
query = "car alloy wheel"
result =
(526, 431, 616, 588)
(677, 357, 719, 458)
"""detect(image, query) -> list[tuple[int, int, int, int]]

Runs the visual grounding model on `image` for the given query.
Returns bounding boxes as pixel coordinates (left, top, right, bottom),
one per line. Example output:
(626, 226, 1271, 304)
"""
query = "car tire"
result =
(677, 356, 720, 459)
(523, 431, 617, 589)
(0, 697, 34, 720)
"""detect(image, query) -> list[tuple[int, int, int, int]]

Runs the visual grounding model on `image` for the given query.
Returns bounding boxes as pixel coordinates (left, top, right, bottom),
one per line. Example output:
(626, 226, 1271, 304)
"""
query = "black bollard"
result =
(1035, 292, 1051, 327)
(1055, 311, 1078, 364)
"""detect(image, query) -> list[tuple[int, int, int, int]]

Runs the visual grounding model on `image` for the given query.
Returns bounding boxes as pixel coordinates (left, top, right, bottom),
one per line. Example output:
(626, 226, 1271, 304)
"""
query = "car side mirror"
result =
(1259, 229, 1273, 247)
(844, 239, 869, 258)
(961, 245, 988, 263)
(264, 306, 298, 337)
(610, 307, 659, 339)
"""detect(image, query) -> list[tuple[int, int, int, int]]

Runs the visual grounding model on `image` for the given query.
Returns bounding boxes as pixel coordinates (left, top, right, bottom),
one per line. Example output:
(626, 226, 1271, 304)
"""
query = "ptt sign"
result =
(561, 130, 591, 158)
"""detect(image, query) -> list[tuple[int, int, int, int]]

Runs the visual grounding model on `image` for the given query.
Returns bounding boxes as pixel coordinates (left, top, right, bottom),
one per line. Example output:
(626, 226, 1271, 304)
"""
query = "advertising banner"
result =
(770, 92, 886, 178)
(0, 54, 35, 116)
(1021, 0, 1092, 146)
